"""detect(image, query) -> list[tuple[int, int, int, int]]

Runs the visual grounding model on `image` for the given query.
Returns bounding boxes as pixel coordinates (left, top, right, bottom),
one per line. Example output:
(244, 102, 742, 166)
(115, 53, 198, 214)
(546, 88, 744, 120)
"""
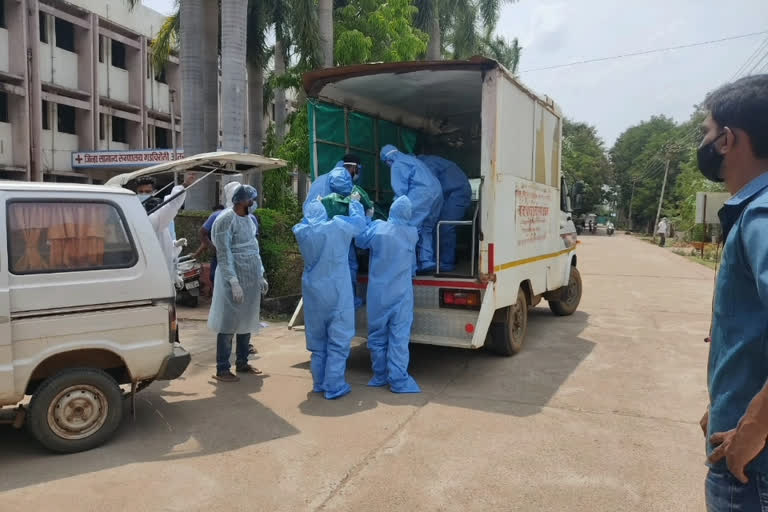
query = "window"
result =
(0, 92, 8, 123)
(56, 104, 76, 135)
(112, 116, 127, 143)
(0, 1, 6, 29)
(39, 12, 48, 43)
(98, 35, 104, 63)
(8, 201, 137, 274)
(155, 67, 167, 84)
(99, 113, 105, 140)
(154, 126, 169, 148)
(111, 40, 126, 69)
(54, 17, 75, 52)
(41, 100, 50, 130)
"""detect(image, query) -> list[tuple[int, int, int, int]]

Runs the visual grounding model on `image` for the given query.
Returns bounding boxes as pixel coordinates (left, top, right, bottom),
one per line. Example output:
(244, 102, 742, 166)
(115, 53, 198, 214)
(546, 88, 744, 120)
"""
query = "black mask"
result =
(697, 131, 726, 182)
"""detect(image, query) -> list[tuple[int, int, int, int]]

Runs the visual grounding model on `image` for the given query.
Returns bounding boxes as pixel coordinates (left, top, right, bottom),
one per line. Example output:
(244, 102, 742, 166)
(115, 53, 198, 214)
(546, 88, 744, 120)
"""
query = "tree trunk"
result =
(247, 60, 264, 206)
(318, 0, 334, 67)
(180, 0, 209, 209)
(202, 0, 219, 151)
(274, 38, 287, 143)
(426, 11, 441, 60)
(221, 0, 249, 153)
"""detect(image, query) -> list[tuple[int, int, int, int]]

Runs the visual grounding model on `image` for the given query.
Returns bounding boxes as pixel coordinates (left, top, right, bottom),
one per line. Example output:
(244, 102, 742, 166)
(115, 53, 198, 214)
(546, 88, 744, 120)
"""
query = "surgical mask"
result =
(137, 193, 151, 202)
(697, 131, 726, 183)
(248, 202, 258, 214)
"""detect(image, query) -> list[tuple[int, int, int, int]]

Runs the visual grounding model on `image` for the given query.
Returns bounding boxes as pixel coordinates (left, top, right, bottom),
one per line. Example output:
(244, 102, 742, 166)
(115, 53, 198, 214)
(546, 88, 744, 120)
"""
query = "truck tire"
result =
(485, 288, 528, 356)
(27, 368, 123, 453)
(549, 266, 582, 316)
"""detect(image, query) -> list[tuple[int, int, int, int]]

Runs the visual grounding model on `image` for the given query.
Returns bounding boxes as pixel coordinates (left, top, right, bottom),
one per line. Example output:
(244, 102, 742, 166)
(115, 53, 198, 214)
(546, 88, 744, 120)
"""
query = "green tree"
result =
(413, 0, 518, 61)
(561, 119, 612, 212)
(335, 0, 428, 65)
(478, 35, 522, 73)
(610, 116, 680, 230)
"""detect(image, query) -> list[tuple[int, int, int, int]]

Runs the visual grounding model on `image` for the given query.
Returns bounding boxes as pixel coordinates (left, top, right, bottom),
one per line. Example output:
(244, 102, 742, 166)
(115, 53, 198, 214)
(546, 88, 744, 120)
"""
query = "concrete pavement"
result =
(0, 235, 714, 511)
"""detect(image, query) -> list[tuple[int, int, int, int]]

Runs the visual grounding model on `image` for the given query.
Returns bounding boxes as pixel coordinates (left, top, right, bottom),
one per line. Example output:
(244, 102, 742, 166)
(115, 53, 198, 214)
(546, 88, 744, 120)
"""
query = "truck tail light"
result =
(440, 289, 481, 310)
(183, 269, 200, 279)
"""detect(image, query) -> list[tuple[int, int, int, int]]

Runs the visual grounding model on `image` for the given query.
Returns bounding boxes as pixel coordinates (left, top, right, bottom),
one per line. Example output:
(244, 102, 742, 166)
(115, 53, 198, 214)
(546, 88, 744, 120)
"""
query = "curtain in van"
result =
(9, 203, 107, 272)
(47, 204, 107, 268)
(9, 204, 50, 272)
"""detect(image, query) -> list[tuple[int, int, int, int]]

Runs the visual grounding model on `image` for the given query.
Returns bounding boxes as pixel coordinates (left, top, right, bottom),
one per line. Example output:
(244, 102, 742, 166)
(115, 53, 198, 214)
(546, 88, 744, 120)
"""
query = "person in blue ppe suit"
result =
(417, 155, 472, 272)
(208, 185, 269, 382)
(355, 195, 421, 393)
(380, 145, 443, 273)
(304, 155, 370, 309)
(293, 194, 367, 399)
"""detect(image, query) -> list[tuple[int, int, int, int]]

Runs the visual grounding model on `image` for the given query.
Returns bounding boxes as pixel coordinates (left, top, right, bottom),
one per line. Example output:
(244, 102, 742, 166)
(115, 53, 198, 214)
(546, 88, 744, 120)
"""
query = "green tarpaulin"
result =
(308, 100, 424, 210)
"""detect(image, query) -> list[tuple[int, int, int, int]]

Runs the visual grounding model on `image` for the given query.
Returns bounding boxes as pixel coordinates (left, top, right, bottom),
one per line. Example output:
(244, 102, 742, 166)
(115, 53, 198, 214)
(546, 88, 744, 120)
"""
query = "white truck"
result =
(291, 57, 582, 355)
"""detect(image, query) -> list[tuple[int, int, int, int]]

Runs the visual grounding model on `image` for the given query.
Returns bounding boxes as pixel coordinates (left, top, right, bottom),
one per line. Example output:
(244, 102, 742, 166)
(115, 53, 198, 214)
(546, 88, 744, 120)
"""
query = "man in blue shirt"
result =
(698, 74, 768, 511)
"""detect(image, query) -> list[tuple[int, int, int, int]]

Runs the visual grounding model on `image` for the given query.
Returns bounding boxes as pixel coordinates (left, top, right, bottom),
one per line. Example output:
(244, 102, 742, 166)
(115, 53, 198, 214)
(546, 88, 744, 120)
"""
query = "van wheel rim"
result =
(48, 385, 108, 440)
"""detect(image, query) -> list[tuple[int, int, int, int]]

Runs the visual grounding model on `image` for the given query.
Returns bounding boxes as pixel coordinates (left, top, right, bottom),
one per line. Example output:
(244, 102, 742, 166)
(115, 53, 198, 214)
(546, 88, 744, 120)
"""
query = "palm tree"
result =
(414, 0, 518, 60)
(318, 0, 334, 67)
(480, 35, 522, 73)
(221, 0, 249, 152)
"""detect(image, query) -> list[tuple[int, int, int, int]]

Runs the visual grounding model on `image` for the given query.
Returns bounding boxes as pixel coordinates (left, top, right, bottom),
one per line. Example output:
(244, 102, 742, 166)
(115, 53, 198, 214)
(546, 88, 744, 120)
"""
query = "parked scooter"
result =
(606, 222, 615, 236)
(175, 240, 202, 307)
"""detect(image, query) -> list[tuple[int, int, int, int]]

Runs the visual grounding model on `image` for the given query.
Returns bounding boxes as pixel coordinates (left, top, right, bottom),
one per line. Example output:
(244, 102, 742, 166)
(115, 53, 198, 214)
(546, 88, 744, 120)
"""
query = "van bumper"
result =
(156, 345, 191, 381)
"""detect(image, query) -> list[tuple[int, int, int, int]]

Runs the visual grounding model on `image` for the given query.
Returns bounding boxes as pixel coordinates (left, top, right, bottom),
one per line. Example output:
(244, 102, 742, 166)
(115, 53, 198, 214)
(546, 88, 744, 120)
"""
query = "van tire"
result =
(549, 266, 582, 316)
(485, 288, 528, 356)
(27, 368, 123, 453)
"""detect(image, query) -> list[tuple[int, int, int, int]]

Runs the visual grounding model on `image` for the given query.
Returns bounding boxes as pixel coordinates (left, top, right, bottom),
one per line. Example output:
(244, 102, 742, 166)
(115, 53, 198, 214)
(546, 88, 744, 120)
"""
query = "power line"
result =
(626, 40, 768, 188)
(520, 30, 768, 73)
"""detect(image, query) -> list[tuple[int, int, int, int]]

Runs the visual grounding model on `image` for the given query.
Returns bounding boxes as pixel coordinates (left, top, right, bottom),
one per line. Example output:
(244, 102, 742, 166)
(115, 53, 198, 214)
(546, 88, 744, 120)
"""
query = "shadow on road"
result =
(299, 308, 594, 419)
(0, 369, 299, 493)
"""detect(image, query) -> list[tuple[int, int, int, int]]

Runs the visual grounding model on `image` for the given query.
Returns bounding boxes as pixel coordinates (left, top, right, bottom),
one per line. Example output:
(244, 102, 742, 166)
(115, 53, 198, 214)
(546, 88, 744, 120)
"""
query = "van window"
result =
(8, 201, 137, 274)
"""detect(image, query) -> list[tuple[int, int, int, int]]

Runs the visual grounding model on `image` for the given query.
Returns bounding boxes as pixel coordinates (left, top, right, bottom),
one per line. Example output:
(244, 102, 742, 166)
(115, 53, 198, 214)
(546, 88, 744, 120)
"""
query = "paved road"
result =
(0, 235, 714, 511)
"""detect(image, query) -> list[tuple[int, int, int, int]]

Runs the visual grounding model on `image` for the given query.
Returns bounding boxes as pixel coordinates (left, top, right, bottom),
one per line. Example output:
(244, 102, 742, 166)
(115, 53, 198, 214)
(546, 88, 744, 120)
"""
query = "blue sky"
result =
(143, 0, 768, 146)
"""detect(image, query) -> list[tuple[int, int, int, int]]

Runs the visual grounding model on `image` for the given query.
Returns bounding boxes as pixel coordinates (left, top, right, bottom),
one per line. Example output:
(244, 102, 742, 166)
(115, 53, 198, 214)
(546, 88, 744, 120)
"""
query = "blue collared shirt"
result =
(707, 172, 768, 473)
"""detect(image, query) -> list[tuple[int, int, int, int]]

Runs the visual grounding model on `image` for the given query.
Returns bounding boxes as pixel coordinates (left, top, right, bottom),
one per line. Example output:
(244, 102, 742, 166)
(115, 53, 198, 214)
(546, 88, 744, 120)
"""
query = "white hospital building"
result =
(0, 0, 182, 184)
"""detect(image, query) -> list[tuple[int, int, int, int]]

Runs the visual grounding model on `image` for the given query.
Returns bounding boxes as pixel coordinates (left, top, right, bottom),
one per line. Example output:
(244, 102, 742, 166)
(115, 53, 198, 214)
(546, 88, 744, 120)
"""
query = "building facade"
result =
(0, 0, 181, 184)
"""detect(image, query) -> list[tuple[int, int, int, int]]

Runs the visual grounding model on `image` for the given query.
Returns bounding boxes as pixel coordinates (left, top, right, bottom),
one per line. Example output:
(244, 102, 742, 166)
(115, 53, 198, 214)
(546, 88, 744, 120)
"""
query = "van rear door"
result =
(0, 193, 14, 400)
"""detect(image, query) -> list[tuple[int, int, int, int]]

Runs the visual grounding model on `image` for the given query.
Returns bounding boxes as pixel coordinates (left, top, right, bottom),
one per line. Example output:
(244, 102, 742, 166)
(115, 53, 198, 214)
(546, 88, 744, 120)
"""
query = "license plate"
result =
(185, 281, 199, 290)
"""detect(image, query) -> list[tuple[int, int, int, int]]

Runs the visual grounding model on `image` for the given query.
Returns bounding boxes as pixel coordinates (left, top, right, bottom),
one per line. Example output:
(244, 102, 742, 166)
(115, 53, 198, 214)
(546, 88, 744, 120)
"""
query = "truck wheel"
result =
(549, 266, 582, 316)
(27, 368, 123, 453)
(485, 288, 528, 356)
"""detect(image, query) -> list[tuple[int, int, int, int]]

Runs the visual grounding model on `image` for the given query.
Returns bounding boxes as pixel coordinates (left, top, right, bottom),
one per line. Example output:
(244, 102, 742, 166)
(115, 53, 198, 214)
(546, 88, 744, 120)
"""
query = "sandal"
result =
(236, 365, 263, 375)
(213, 372, 240, 382)
(248, 344, 257, 355)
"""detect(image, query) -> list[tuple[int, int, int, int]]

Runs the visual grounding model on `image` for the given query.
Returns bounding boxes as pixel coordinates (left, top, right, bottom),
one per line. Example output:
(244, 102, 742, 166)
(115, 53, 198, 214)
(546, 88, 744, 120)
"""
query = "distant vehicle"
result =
(606, 222, 615, 236)
(176, 251, 202, 307)
(291, 58, 582, 356)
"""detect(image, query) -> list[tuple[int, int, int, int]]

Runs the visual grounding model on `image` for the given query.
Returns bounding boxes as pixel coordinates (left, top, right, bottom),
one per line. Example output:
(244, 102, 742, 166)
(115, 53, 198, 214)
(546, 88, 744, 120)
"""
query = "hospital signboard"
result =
(72, 149, 185, 168)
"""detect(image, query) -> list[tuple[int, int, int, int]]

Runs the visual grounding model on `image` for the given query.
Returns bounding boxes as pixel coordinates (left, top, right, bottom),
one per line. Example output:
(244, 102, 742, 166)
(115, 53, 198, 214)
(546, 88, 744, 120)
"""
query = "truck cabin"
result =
(303, 58, 495, 279)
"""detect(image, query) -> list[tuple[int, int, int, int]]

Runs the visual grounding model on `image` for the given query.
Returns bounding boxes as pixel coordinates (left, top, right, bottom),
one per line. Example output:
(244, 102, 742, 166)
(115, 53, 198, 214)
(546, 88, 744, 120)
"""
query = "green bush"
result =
(174, 208, 303, 297)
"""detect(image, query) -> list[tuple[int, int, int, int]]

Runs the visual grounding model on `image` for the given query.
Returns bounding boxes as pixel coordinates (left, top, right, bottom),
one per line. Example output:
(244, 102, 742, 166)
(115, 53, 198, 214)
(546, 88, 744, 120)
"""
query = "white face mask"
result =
(137, 193, 151, 202)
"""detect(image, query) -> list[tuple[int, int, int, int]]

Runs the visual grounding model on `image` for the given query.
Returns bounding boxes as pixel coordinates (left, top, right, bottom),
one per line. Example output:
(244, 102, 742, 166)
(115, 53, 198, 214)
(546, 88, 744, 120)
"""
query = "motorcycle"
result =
(174, 240, 202, 307)
(606, 222, 615, 236)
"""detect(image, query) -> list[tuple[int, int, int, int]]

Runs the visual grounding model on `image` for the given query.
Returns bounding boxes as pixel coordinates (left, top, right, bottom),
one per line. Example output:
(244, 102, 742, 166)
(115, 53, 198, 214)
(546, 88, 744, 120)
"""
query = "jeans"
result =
(658, 234, 666, 247)
(216, 332, 251, 375)
(706, 468, 768, 511)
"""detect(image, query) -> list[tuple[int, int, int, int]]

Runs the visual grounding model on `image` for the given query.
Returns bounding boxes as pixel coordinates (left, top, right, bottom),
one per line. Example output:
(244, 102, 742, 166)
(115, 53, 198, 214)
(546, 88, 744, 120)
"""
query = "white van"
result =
(0, 181, 189, 453)
(291, 58, 582, 355)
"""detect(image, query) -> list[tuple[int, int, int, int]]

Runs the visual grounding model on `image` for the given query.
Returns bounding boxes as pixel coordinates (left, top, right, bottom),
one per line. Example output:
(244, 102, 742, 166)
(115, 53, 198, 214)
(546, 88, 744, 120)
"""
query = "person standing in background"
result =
(208, 185, 268, 382)
(656, 216, 669, 247)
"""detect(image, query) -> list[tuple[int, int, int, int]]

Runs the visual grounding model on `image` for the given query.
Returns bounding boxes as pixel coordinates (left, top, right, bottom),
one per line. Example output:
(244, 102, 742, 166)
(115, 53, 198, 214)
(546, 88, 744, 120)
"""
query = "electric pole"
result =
(652, 146, 675, 242)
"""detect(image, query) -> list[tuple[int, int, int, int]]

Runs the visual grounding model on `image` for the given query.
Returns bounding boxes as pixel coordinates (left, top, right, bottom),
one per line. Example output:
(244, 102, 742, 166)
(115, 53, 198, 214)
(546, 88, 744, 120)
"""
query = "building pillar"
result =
(90, 13, 99, 148)
(26, 0, 43, 181)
